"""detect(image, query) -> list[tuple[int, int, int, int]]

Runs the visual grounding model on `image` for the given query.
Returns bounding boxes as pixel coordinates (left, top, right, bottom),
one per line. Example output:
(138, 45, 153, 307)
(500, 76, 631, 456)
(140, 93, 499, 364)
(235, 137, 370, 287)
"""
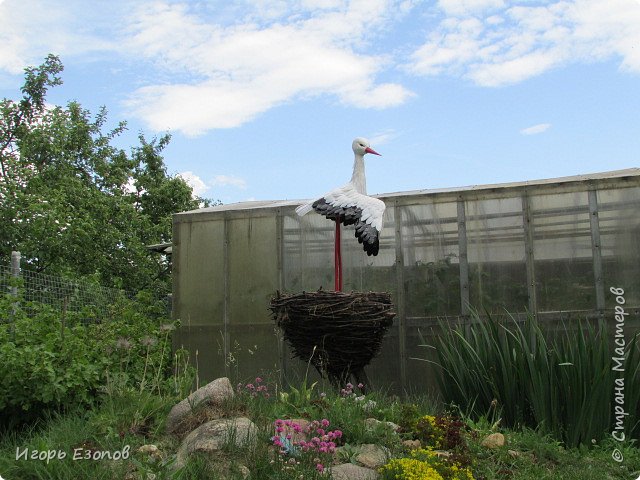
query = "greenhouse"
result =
(171, 168, 640, 394)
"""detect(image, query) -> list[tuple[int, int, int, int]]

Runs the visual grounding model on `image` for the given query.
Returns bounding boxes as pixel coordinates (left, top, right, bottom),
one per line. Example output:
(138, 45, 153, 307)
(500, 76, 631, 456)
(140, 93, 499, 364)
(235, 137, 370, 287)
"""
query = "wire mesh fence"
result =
(1, 262, 131, 322)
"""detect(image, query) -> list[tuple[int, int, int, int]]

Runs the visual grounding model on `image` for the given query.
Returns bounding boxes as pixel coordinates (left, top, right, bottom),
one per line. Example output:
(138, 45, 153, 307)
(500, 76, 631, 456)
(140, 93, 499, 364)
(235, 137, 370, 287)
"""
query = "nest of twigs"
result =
(270, 289, 395, 387)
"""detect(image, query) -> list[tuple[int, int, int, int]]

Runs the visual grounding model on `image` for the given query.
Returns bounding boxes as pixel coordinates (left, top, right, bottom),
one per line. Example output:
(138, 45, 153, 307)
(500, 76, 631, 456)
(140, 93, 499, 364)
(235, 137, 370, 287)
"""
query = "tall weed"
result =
(417, 309, 640, 447)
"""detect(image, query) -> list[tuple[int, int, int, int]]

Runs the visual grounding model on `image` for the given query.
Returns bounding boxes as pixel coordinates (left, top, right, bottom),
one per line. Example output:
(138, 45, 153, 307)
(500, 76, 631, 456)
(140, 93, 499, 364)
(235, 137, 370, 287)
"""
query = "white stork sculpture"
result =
(295, 137, 386, 291)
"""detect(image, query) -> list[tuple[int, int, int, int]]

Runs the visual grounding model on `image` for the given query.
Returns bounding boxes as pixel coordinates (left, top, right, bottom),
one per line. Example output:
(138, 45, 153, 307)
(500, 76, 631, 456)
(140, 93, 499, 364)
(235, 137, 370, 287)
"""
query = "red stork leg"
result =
(334, 219, 343, 291)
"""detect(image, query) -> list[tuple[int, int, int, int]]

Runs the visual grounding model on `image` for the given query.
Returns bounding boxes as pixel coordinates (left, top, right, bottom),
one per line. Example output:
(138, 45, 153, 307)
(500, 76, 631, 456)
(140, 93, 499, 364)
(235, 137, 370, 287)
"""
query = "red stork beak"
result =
(365, 146, 381, 156)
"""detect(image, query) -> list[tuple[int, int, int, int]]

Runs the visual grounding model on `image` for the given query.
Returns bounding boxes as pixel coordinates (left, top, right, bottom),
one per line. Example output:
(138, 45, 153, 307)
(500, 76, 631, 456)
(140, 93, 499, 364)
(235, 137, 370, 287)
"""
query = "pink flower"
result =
(357, 382, 364, 389)
(321, 418, 330, 427)
(316, 463, 324, 473)
(255, 377, 263, 383)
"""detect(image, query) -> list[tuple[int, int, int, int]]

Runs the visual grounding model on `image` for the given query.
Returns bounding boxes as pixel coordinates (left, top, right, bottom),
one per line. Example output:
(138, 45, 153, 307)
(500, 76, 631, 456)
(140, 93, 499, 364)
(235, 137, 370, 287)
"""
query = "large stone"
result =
(175, 417, 257, 468)
(331, 463, 380, 480)
(281, 418, 311, 444)
(137, 444, 162, 461)
(364, 418, 401, 433)
(402, 439, 421, 450)
(354, 444, 389, 469)
(166, 377, 234, 433)
(481, 432, 505, 449)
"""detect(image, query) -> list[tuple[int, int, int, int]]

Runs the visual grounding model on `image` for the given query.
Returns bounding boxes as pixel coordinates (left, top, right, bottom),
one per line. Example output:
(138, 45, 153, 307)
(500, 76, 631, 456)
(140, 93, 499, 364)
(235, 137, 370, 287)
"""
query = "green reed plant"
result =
(417, 309, 640, 447)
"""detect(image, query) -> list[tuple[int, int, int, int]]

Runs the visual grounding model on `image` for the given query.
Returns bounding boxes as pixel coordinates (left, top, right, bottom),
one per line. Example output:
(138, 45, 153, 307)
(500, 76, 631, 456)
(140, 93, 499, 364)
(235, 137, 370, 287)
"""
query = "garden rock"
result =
(354, 443, 389, 469)
(402, 439, 421, 450)
(433, 450, 452, 458)
(281, 418, 311, 443)
(481, 432, 505, 448)
(166, 377, 234, 433)
(364, 417, 401, 432)
(137, 444, 162, 461)
(175, 417, 257, 469)
(331, 463, 380, 480)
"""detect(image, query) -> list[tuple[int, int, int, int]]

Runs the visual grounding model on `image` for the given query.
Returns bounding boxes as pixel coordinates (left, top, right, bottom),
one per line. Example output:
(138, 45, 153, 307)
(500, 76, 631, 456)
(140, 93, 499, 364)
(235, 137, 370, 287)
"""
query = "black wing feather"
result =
(312, 198, 380, 256)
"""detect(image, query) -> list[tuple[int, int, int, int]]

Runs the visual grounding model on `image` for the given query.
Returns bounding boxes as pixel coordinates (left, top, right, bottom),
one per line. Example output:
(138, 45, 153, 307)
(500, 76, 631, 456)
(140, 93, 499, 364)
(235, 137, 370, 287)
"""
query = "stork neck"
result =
(350, 153, 367, 194)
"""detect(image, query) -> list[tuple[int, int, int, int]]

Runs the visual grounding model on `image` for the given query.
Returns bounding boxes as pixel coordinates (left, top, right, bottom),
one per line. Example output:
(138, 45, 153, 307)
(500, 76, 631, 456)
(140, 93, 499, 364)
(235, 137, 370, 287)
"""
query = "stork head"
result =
(352, 137, 381, 157)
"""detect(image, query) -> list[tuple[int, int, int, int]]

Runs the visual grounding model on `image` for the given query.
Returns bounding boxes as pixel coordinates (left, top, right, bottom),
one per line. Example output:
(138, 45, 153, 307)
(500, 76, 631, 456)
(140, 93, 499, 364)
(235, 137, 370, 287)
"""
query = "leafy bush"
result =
(417, 309, 640, 447)
(412, 415, 467, 451)
(0, 292, 179, 427)
(380, 448, 474, 480)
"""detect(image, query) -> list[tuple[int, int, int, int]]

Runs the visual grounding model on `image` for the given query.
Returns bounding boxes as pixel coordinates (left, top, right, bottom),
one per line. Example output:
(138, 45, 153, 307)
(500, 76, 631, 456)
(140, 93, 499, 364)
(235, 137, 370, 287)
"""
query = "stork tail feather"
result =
(295, 202, 314, 216)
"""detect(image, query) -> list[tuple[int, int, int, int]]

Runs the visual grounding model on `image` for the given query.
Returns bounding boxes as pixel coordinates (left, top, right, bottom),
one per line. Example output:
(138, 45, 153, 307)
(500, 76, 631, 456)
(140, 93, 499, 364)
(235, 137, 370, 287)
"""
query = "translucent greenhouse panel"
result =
(173, 326, 226, 382)
(228, 216, 279, 324)
(367, 324, 402, 394)
(401, 201, 461, 317)
(466, 196, 528, 313)
(405, 320, 448, 395)
(174, 219, 225, 326)
(597, 187, 640, 309)
(530, 191, 595, 312)
(342, 206, 396, 295)
(283, 212, 334, 291)
(227, 324, 282, 382)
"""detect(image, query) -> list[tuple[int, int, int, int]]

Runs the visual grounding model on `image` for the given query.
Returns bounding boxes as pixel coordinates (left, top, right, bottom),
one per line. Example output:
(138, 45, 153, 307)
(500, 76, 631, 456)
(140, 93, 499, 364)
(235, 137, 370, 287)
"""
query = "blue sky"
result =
(1, 0, 639, 204)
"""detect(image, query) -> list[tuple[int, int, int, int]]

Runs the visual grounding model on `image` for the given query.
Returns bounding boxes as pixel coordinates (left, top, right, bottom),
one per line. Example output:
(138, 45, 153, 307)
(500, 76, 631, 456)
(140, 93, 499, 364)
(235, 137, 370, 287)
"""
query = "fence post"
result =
(10, 250, 21, 297)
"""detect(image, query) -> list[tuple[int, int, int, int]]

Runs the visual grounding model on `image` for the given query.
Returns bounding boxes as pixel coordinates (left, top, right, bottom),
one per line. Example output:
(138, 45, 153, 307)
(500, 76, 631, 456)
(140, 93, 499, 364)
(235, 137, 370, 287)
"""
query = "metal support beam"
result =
(275, 209, 288, 387)
(588, 189, 605, 321)
(457, 199, 470, 326)
(394, 201, 407, 393)
(222, 216, 230, 378)
(521, 192, 538, 320)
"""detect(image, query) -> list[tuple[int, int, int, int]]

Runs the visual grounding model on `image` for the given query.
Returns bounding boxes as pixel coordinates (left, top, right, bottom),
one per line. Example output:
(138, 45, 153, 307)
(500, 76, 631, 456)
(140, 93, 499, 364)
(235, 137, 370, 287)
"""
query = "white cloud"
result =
(409, 0, 640, 86)
(520, 123, 551, 135)
(122, 0, 414, 135)
(369, 129, 399, 146)
(123, 177, 138, 194)
(438, 0, 505, 17)
(0, 0, 118, 74)
(211, 175, 247, 189)
(177, 171, 208, 196)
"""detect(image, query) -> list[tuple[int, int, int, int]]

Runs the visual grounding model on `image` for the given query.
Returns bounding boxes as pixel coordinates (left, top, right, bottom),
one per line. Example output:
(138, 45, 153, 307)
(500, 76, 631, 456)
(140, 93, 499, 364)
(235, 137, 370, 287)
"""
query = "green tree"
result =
(0, 54, 213, 294)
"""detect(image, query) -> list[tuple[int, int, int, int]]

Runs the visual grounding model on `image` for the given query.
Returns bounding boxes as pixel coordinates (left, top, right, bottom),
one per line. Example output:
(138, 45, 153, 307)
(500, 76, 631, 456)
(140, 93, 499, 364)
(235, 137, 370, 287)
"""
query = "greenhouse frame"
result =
(172, 168, 640, 394)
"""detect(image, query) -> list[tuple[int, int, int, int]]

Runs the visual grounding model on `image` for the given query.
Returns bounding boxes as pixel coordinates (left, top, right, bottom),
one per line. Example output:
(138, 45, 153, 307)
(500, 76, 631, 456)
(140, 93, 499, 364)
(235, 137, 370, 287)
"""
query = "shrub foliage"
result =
(0, 291, 177, 427)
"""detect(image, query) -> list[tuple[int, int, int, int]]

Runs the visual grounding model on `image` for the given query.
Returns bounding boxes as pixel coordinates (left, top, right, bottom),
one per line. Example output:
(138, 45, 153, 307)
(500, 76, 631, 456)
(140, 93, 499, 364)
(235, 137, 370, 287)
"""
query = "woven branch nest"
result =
(270, 289, 396, 385)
